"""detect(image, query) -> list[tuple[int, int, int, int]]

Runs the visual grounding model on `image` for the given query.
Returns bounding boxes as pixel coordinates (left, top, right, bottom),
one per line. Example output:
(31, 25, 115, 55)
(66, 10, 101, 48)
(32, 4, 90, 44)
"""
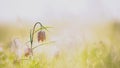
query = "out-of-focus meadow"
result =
(1, 0, 120, 68)
(0, 20, 120, 68)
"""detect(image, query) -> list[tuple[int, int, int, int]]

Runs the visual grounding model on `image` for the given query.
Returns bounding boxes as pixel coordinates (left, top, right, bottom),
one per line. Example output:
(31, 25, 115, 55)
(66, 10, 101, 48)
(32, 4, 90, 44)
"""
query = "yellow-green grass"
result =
(0, 21, 120, 68)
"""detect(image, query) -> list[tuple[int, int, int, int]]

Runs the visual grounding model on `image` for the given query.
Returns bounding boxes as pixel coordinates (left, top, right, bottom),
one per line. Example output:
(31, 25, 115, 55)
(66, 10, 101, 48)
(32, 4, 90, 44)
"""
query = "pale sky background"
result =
(0, 0, 120, 24)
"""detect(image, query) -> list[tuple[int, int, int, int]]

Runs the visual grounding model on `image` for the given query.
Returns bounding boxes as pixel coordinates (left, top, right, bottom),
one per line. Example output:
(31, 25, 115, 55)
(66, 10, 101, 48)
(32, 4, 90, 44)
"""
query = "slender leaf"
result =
(32, 41, 55, 49)
(34, 26, 53, 33)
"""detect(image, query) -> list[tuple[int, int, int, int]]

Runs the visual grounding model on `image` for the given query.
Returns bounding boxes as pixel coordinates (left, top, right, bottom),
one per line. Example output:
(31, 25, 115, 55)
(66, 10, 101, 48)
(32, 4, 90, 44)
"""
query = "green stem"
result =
(30, 22, 43, 55)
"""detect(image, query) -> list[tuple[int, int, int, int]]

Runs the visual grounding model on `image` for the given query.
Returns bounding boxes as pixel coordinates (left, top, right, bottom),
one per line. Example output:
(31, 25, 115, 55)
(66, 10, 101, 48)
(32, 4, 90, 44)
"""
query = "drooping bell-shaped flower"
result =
(37, 31, 46, 42)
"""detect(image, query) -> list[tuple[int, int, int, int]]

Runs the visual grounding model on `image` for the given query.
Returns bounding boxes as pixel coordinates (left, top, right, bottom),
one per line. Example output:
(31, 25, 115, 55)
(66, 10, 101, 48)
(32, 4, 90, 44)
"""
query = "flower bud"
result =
(38, 31, 46, 42)
(24, 47, 32, 57)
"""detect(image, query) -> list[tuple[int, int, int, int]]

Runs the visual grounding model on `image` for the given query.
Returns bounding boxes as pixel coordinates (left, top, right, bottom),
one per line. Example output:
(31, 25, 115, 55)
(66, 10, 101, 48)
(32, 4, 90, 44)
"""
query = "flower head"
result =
(24, 47, 32, 57)
(37, 30, 46, 42)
